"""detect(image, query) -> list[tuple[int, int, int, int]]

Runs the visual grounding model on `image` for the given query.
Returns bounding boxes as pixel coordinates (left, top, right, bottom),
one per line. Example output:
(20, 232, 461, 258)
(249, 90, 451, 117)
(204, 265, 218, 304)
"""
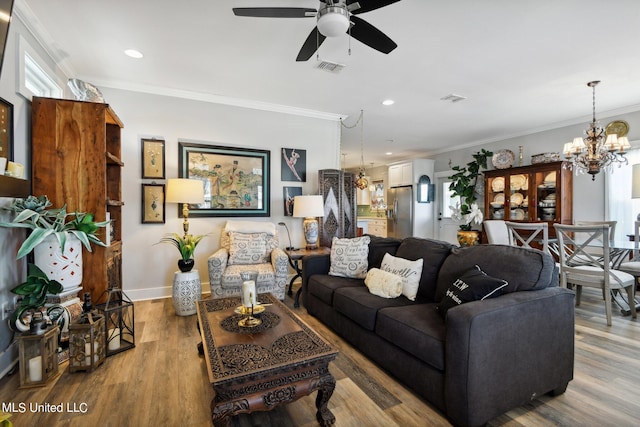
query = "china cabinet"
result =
(483, 161, 572, 236)
(31, 97, 124, 304)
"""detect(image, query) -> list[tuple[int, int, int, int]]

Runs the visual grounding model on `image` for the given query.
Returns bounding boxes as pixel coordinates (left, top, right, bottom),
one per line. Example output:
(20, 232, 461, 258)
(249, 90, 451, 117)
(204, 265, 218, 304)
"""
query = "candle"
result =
(241, 280, 257, 307)
(28, 356, 42, 382)
(108, 328, 121, 351)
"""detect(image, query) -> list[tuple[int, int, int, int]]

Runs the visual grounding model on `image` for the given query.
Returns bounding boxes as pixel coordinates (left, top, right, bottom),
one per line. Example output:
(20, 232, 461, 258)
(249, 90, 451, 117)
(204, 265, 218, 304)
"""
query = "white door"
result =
(434, 172, 460, 245)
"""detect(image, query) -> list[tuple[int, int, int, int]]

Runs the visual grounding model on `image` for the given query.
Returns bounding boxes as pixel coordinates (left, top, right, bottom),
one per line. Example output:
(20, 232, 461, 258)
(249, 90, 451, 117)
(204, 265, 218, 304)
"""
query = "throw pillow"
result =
(364, 268, 403, 298)
(329, 236, 371, 279)
(380, 253, 423, 301)
(436, 265, 508, 318)
(228, 232, 269, 265)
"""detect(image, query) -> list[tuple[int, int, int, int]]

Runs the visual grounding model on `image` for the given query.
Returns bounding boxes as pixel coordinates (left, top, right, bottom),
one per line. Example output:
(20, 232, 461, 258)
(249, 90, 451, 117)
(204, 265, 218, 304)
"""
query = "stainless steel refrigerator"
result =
(387, 186, 413, 239)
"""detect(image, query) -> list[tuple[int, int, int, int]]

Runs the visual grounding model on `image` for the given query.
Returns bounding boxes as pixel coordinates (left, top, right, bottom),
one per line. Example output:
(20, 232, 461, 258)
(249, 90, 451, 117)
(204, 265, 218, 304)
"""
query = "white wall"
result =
(100, 87, 340, 300)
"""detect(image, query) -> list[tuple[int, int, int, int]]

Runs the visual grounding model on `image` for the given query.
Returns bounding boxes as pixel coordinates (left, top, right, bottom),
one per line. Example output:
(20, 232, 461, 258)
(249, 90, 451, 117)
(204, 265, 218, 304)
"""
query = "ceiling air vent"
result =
(315, 60, 346, 73)
(440, 94, 467, 103)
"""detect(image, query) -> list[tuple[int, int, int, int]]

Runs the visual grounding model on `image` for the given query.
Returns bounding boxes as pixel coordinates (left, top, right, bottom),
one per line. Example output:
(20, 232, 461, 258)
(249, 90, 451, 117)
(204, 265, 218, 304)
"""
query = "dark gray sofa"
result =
(301, 236, 575, 427)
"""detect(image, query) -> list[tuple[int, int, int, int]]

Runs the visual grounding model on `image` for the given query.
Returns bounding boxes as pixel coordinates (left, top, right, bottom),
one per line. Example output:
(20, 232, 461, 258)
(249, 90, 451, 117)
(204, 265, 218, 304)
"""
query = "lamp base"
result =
(302, 217, 319, 249)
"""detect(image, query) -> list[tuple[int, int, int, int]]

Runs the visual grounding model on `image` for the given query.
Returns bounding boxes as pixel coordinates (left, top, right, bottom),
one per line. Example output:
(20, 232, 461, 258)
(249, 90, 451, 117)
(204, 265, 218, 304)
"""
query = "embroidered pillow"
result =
(227, 232, 269, 265)
(436, 265, 508, 318)
(329, 236, 370, 279)
(380, 253, 424, 301)
(364, 268, 403, 298)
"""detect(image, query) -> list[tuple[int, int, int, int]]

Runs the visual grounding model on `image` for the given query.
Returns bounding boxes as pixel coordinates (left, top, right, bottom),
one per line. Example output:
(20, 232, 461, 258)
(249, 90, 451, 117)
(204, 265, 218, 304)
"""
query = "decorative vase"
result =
(178, 258, 195, 272)
(33, 233, 83, 291)
(457, 230, 480, 247)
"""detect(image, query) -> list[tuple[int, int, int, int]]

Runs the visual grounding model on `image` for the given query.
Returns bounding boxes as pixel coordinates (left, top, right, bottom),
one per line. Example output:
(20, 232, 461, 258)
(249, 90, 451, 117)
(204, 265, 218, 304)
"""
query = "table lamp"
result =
(166, 178, 205, 237)
(632, 164, 640, 221)
(293, 195, 324, 249)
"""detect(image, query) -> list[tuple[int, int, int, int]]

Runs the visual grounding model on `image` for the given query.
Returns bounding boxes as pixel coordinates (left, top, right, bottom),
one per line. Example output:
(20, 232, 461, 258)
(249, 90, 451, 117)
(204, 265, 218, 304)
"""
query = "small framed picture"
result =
(141, 183, 165, 224)
(283, 187, 302, 216)
(281, 147, 306, 182)
(141, 138, 165, 179)
(0, 97, 13, 161)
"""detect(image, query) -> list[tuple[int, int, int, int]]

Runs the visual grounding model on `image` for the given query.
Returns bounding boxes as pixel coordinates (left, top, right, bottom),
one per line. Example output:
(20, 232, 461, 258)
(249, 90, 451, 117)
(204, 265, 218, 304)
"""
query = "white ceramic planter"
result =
(34, 233, 83, 290)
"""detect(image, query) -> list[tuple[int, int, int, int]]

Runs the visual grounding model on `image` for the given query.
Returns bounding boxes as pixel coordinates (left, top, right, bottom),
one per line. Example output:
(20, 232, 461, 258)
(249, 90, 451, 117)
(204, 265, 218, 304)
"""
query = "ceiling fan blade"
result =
(349, 15, 397, 54)
(296, 27, 327, 61)
(347, 0, 402, 15)
(233, 8, 317, 18)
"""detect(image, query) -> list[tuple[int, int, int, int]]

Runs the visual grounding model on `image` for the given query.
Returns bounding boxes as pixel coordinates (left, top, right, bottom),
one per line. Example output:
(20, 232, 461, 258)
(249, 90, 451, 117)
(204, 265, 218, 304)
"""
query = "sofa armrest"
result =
(301, 254, 331, 307)
(207, 248, 229, 287)
(444, 287, 575, 427)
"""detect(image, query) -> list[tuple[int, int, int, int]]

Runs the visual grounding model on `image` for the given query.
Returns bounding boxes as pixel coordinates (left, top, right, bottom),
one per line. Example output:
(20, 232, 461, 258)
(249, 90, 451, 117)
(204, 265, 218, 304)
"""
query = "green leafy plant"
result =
(0, 195, 110, 259)
(9, 264, 63, 331)
(448, 149, 493, 231)
(157, 233, 206, 261)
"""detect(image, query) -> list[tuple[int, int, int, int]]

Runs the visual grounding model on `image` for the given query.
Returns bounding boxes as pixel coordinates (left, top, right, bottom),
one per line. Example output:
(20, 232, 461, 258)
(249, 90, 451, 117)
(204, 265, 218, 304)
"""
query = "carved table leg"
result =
(315, 373, 336, 426)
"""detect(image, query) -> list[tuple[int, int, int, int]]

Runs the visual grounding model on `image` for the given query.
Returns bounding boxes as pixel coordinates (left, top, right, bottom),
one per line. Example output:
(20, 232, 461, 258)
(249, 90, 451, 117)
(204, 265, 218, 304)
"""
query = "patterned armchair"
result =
(208, 221, 289, 300)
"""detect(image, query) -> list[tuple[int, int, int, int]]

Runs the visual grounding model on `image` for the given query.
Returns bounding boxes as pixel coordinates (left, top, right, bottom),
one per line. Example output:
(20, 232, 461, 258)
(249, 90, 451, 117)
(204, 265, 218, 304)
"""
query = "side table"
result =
(286, 247, 331, 308)
(173, 270, 201, 316)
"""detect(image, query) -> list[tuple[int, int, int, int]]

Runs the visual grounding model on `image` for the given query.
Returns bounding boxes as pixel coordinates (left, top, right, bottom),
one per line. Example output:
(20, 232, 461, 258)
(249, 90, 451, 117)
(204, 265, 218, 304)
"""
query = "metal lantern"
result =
(95, 287, 135, 357)
(68, 312, 106, 372)
(17, 325, 60, 388)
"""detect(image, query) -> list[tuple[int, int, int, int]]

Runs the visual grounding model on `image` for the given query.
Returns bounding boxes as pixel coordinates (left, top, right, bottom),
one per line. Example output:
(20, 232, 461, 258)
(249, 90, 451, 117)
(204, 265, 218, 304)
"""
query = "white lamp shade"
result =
(618, 136, 630, 151)
(293, 195, 324, 218)
(605, 134, 618, 150)
(572, 137, 585, 150)
(317, 9, 349, 37)
(165, 178, 204, 204)
(632, 164, 640, 199)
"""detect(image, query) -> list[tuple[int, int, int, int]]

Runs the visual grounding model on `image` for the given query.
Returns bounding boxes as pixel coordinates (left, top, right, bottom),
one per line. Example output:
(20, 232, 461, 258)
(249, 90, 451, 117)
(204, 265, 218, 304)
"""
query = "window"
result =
(606, 147, 640, 240)
(17, 35, 62, 100)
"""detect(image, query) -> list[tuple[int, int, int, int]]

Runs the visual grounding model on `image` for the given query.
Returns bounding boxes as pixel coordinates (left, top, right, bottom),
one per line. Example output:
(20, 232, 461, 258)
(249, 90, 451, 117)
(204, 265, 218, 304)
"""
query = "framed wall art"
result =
(141, 138, 165, 179)
(0, 97, 13, 161)
(178, 141, 270, 217)
(141, 183, 165, 224)
(281, 147, 306, 182)
(283, 186, 302, 216)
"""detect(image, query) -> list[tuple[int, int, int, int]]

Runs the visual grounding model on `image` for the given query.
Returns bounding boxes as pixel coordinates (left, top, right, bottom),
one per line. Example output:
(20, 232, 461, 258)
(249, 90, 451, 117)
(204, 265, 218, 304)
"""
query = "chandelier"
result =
(562, 80, 630, 180)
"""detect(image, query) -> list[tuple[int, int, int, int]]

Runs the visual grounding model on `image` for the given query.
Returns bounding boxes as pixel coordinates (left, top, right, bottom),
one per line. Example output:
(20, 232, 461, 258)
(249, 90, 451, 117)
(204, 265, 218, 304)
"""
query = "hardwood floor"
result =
(0, 286, 639, 426)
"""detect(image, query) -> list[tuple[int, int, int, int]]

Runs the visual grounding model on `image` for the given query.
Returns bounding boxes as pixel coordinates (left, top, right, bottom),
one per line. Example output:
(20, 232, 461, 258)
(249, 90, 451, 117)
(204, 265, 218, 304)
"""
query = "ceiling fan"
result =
(233, 0, 402, 61)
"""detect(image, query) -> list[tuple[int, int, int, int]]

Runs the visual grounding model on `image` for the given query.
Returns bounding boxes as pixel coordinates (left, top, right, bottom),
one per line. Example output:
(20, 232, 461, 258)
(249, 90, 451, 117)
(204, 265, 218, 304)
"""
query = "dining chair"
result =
(554, 223, 637, 326)
(619, 220, 640, 290)
(483, 220, 510, 244)
(505, 221, 550, 254)
(571, 220, 617, 265)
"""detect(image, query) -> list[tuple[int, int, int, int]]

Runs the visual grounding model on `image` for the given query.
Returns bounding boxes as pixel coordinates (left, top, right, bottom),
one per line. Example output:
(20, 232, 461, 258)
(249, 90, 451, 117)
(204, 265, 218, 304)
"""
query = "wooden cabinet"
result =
(389, 163, 413, 187)
(483, 161, 572, 235)
(367, 218, 387, 237)
(0, 175, 30, 198)
(31, 97, 124, 304)
(318, 169, 357, 247)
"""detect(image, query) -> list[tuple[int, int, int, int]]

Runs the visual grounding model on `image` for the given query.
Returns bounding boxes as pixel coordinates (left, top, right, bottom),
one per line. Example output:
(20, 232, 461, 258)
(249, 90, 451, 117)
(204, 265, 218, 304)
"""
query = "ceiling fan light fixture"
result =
(317, 6, 350, 37)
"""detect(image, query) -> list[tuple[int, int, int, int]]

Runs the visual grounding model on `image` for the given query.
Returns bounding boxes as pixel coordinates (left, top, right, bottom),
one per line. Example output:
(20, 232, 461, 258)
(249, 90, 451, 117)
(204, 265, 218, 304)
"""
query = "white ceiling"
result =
(19, 0, 640, 169)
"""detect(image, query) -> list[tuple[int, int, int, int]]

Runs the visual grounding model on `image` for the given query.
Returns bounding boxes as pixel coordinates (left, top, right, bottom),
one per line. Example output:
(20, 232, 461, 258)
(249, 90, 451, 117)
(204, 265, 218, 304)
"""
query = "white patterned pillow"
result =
(380, 253, 424, 301)
(365, 268, 403, 298)
(228, 232, 269, 265)
(329, 236, 370, 279)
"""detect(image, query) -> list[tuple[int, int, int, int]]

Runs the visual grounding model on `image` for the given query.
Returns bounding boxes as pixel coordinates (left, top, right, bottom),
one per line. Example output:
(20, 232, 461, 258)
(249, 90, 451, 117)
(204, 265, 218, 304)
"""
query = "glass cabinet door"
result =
(533, 170, 557, 221)
(486, 175, 508, 220)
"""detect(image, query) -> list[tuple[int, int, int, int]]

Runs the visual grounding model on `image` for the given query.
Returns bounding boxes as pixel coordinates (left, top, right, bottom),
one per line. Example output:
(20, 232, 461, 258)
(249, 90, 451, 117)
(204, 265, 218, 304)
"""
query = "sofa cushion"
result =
(367, 235, 402, 269)
(435, 265, 508, 317)
(308, 274, 363, 306)
(380, 253, 423, 301)
(395, 237, 455, 300)
(227, 232, 270, 265)
(365, 268, 403, 298)
(435, 244, 557, 302)
(376, 304, 447, 371)
(329, 236, 371, 279)
(333, 286, 417, 331)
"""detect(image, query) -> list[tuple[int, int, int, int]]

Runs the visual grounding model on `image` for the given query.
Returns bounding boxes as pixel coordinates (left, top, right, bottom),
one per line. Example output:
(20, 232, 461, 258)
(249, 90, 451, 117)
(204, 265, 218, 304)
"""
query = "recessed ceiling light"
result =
(382, 99, 395, 106)
(124, 49, 144, 59)
(385, 152, 393, 156)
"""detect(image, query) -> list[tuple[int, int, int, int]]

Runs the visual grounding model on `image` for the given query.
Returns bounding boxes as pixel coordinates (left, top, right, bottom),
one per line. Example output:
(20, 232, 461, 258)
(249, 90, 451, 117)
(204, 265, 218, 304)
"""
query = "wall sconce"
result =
(417, 175, 435, 203)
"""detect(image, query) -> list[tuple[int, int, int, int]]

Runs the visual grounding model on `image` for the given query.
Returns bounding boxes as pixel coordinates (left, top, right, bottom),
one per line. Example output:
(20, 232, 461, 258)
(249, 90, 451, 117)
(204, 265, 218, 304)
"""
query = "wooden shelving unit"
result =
(0, 175, 30, 198)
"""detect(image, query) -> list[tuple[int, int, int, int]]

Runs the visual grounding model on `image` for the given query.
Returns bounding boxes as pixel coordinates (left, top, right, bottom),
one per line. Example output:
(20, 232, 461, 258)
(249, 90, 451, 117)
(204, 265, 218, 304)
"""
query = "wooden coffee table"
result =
(196, 293, 338, 426)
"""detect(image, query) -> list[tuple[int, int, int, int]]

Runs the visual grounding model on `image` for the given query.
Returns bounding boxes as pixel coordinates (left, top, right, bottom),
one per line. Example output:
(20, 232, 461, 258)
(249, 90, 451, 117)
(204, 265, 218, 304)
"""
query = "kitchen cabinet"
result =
(388, 163, 413, 187)
(483, 161, 572, 236)
(31, 97, 124, 304)
(367, 218, 387, 237)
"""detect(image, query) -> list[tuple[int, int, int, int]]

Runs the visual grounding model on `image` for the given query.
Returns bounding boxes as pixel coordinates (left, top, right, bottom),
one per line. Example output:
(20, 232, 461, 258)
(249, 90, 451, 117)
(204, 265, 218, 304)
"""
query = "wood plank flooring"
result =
(0, 286, 639, 426)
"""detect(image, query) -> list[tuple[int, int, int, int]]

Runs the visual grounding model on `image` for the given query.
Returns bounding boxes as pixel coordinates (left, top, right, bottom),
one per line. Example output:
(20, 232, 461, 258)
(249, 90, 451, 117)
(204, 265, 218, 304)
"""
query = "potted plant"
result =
(157, 233, 207, 272)
(8, 263, 65, 333)
(0, 195, 110, 289)
(448, 149, 493, 245)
